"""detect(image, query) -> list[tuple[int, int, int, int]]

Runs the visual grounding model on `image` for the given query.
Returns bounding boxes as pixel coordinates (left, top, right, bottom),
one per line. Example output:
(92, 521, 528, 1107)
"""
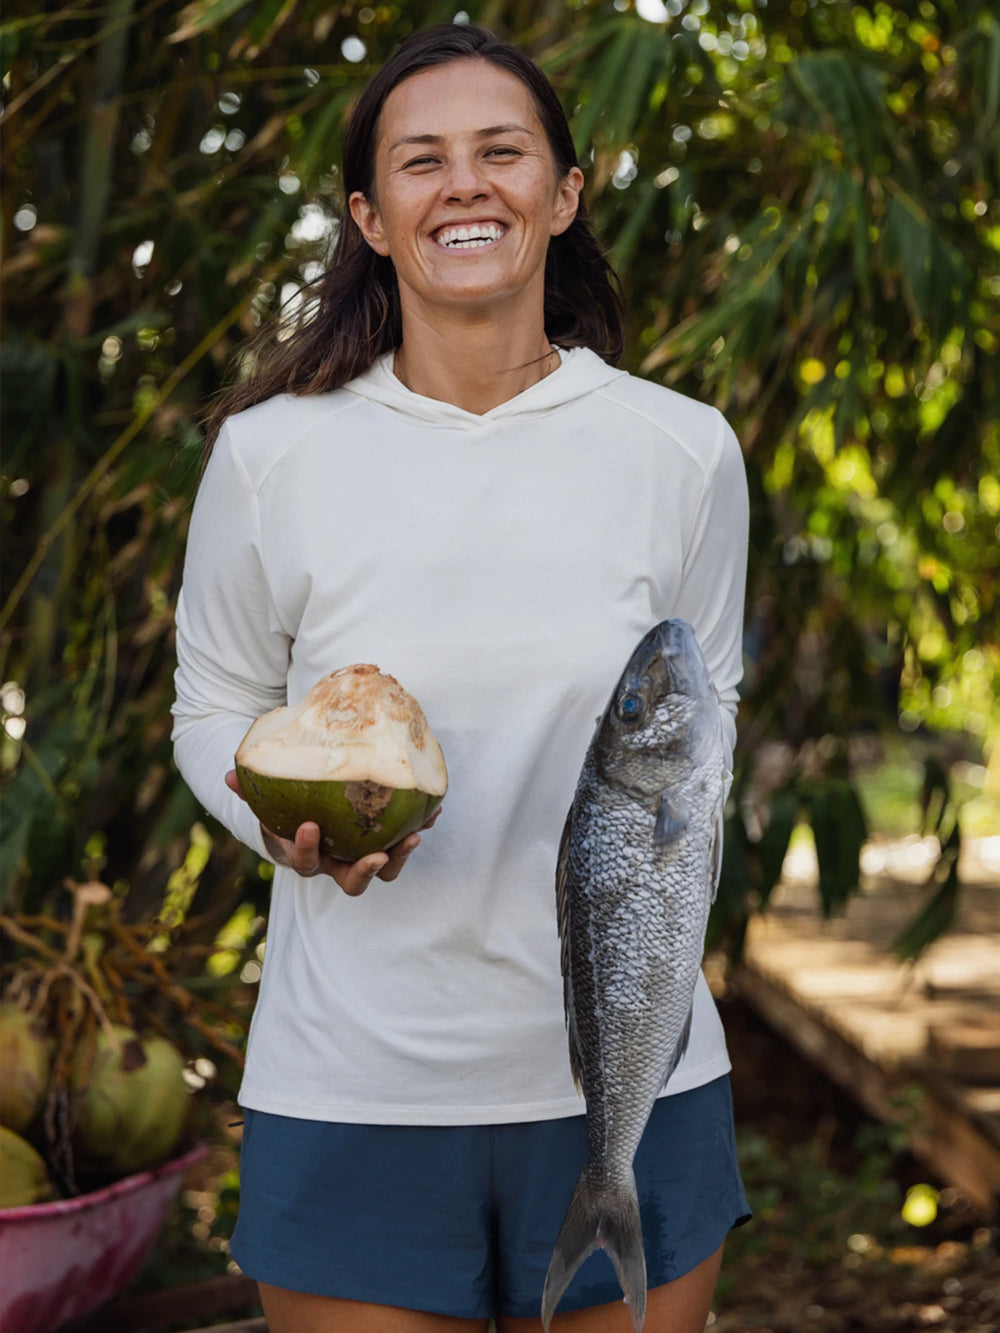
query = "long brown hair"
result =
(203, 23, 625, 448)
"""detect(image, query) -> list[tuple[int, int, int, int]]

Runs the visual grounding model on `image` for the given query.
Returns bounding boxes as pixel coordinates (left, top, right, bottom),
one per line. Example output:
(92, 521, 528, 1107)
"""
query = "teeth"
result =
(436, 223, 504, 248)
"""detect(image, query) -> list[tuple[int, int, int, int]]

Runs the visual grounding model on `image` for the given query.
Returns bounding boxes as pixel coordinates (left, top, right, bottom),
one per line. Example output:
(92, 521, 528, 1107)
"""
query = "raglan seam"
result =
(593, 383, 726, 480)
(225, 393, 368, 493)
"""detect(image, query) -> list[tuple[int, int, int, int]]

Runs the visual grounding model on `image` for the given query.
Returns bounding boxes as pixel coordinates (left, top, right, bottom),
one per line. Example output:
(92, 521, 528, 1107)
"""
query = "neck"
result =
(393, 299, 558, 415)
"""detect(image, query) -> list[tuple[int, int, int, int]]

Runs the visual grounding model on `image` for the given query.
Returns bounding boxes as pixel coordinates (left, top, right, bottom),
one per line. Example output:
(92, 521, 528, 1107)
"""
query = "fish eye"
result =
(616, 692, 643, 721)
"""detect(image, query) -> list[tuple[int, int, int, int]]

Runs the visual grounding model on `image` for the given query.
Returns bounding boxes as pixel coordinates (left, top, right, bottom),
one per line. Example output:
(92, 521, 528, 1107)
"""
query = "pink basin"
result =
(0, 1145, 207, 1333)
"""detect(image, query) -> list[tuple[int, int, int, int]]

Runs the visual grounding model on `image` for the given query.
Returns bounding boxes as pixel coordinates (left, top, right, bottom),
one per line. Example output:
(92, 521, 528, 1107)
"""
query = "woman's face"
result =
(349, 59, 583, 324)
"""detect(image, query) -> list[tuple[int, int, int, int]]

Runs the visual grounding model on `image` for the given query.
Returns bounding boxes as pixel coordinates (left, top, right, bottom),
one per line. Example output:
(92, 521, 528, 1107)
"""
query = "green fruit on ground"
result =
(236, 664, 447, 863)
(71, 1026, 188, 1177)
(0, 1126, 55, 1207)
(0, 1003, 52, 1134)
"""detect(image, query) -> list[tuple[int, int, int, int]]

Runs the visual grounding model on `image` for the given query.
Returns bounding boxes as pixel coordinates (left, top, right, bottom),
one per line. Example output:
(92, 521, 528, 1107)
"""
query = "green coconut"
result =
(0, 1126, 55, 1208)
(235, 664, 447, 863)
(0, 1004, 52, 1135)
(71, 1025, 189, 1177)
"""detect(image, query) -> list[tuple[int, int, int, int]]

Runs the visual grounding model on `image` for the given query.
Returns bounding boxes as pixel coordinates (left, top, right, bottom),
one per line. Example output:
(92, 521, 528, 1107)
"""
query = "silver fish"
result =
(541, 619, 728, 1331)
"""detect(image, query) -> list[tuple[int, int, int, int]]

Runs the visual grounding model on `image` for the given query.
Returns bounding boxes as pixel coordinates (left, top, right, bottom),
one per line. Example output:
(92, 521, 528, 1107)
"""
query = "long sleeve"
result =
(171, 423, 292, 857)
(669, 411, 749, 768)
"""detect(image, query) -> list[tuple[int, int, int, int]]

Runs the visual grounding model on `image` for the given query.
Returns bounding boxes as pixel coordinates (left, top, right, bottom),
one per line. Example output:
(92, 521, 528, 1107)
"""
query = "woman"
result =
(172, 22, 750, 1333)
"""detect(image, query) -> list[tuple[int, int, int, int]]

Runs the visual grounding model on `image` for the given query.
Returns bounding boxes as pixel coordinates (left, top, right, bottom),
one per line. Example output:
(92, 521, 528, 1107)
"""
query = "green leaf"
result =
(571, 25, 638, 158)
(536, 15, 622, 77)
(809, 778, 868, 918)
(879, 188, 968, 334)
(834, 358, 865, 449)
(784, 227, 812, 313)
(892, 820, 962, 962)
(756, 787, 799, 909)
(788, 51, 891, 171)
(169, 0, 258, 44)
(293, 91, 353, 187)
(609, 177, 659, 272)
(239, 0, 296, 53)
(604, 26, 671, 150)
(707, 811, 751, 960)
(0, 719, 77, 908)
(920, 754, 950, 837)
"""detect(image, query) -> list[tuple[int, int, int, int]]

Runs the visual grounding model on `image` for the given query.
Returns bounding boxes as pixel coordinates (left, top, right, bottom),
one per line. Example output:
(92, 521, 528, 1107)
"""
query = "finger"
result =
(377, 833, 420, 882)
(261, 827, 293, 867)
(338, 852, 389, 897)
(226, 769, 246, 800)
(261, 822, 319, 876)
(421, 806, 443, 831)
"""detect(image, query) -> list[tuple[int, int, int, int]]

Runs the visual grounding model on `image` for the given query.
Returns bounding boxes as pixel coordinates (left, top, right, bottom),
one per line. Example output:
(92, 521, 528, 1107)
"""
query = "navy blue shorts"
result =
(230, 1075, 750, 1319)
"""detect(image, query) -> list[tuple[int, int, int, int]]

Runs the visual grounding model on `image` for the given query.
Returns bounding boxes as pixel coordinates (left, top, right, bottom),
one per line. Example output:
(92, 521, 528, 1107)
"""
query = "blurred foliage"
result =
(723, 1123, 905, 1283)
(2, 0, 998, 971)
(715, 1120, 1000, 1331)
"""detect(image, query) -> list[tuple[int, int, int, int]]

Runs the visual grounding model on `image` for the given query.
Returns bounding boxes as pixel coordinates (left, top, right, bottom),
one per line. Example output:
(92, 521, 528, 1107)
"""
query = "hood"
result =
(343, 346, 626, 429)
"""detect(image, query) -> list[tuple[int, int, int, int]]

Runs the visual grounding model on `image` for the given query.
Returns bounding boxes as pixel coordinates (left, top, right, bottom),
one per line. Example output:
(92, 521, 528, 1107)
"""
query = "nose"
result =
(442, 152, 490, 204)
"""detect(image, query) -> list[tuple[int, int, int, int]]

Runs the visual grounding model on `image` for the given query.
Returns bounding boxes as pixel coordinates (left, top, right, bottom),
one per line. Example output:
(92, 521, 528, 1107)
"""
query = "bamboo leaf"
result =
(609, 177, 660, 272)
(169, 0, 257, 44)
(892, 820, 962, 963)
(920, 754, 951, 837)
(834, 356, 865, 449)
(809, 778, 868, 918)
(536, 15, 623, 77)
(789, 50, 890, 170)
(756, 787, 799, 909)
(0, 720, 77, 908)
(604, 25, 670, 149)
(846, 172, 871, 309)
(571, 25, 638, 158)
(230, 0, 298, 59)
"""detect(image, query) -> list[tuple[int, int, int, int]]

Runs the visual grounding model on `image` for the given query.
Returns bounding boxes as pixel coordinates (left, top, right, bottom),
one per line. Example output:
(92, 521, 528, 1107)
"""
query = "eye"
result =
(402, 155, 439, 169)
(486, 146, 522, 158)
(616, 692, 643, 722)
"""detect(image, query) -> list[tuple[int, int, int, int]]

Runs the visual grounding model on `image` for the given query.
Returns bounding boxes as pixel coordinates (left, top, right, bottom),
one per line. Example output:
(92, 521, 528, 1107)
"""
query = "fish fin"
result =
(654, 795, 688, 847)
(708, 778, 727, 904)
(555, 811, 584, 1091)
(541, 1169, 646, 1333)
(708, 821, 722, 904)
(659, 1006, 693, 1092)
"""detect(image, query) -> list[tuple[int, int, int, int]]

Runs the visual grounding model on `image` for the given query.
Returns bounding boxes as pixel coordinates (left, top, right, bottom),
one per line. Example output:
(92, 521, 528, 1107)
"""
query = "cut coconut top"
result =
(235, 665, 448, 795)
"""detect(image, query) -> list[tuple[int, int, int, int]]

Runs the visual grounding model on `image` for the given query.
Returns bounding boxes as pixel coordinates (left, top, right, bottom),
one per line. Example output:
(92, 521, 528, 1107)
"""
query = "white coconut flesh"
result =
(235, 664, 447, 796)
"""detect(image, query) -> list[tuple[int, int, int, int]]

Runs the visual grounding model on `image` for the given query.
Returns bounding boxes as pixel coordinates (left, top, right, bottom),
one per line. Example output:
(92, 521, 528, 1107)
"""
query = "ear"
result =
(550, 166, 584, 238)
(349, 191, 391, 257)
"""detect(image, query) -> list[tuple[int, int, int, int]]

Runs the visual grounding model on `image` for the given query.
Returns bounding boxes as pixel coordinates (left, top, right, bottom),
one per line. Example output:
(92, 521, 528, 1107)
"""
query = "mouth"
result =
(433, 222, 507, 251)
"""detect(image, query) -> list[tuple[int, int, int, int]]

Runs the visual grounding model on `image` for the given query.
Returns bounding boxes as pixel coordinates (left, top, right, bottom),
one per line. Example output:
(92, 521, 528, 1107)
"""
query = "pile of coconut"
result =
(1, 1004, 189, 1206)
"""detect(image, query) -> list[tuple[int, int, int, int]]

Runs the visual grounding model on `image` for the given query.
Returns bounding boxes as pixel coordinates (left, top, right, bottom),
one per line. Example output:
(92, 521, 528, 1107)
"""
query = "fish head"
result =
(594, 619, 718, 793)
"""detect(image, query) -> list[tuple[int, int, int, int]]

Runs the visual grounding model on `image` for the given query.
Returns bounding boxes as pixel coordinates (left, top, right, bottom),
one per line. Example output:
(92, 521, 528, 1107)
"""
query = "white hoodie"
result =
(171, 347, 749, 1125)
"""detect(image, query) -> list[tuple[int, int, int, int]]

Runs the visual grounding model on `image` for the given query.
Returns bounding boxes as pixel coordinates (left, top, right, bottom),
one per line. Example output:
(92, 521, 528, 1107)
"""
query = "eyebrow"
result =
(388, 124, 537, 152)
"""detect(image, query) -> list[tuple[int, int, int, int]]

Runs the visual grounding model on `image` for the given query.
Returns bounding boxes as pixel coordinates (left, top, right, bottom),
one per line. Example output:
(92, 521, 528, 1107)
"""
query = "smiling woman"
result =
(348, 59, 584, 411)
(172, 21, 750, 1333)
(201, 24, 623, 439)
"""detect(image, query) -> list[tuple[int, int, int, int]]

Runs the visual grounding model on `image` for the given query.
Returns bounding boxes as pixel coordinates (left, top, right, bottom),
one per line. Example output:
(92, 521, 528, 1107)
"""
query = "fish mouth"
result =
(624, 619, 708, 700)
(432, 221, 507, 251)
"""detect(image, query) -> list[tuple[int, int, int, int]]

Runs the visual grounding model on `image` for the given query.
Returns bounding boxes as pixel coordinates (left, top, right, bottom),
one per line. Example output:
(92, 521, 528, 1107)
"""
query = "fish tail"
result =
(540, 1167, 646, 1332)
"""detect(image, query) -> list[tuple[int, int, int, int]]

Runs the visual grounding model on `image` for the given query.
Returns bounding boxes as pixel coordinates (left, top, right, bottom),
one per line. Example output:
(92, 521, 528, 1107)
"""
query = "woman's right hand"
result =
(225, 769, 439, 897)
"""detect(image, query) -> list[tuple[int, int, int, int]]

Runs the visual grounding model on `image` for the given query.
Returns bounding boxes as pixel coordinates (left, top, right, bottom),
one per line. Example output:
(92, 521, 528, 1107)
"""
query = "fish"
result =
(541, 618, 728, 1332)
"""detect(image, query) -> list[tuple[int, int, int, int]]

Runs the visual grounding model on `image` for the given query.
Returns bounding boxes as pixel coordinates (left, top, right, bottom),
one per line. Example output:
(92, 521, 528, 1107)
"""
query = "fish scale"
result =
(541, 619, 727, 1332)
